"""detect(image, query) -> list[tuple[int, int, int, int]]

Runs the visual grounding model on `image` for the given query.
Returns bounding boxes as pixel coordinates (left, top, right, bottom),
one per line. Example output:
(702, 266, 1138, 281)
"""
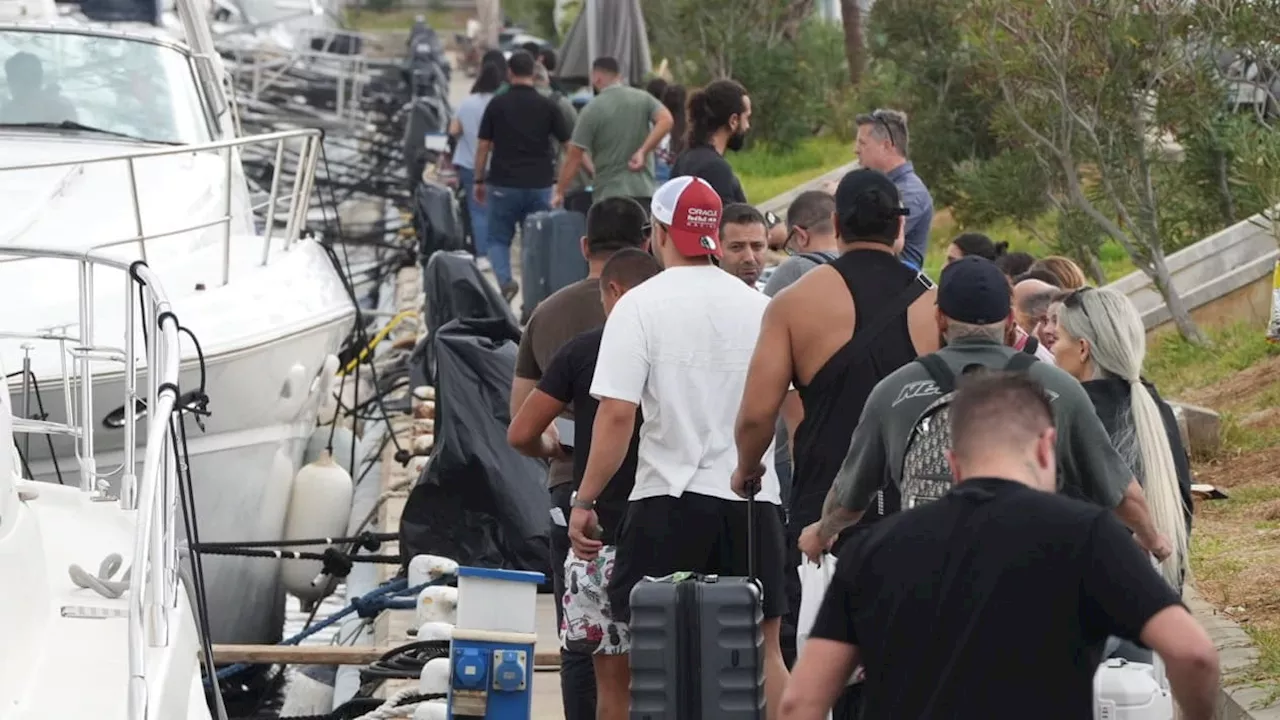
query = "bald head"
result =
(1013, 278, 1058, 333)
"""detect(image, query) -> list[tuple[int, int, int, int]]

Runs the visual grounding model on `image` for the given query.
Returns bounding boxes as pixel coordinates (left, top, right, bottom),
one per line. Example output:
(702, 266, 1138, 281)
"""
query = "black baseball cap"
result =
(834, 168, 909, 241)
(938, 256, 1012, 325)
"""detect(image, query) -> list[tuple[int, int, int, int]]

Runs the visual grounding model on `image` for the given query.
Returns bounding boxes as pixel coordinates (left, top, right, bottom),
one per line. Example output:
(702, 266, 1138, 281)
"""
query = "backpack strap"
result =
(1022, 336, 1039, 355)
(1004, 351, 1039, 373)
(798, 251, 838, 266)
(916, 354, 957, 395)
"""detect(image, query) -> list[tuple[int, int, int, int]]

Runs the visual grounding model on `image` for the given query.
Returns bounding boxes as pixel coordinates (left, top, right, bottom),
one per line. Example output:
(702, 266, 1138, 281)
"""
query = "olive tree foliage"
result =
(960, 0, 1231, 343)
(642, 0, 846, 148)
(860, 0, 1003, 208)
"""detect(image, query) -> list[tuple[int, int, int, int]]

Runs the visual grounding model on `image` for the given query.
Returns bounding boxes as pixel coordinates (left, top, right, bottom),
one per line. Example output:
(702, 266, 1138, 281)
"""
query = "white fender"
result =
(418, 657, 451, 695)
(415, 621, 453, 642)
(280, 451, 354, 602)
(415, 585, 458, 626)
(407, 554, 459, 587)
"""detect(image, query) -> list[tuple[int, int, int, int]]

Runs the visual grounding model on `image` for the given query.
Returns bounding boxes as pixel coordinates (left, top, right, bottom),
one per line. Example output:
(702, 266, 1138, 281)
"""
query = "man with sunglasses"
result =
(853, 109, 933, 272)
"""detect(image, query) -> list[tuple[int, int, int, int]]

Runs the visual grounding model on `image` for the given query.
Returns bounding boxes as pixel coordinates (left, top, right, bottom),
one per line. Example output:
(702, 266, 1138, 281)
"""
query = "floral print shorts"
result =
(561, 545, 630, 655)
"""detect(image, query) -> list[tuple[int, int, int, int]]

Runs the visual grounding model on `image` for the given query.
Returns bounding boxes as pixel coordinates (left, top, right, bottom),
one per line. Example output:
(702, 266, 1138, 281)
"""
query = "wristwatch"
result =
(570, 491, 595, 510)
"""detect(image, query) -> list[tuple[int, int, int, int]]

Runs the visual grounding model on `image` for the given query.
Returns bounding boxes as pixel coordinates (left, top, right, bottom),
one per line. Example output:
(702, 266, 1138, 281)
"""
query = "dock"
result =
(368, 262, 565, 718)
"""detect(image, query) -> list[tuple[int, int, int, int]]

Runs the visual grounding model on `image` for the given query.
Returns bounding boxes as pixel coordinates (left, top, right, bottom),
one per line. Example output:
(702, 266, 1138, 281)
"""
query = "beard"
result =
(726, 130, 747, 152)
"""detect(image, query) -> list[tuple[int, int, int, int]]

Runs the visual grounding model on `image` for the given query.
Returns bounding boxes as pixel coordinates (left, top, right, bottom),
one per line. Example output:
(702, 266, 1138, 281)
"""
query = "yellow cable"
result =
(342, 310, 415, 375)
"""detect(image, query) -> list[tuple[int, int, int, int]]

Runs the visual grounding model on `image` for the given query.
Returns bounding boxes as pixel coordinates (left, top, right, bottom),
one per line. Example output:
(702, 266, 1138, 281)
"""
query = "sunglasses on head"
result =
(870, 109, 899, 148)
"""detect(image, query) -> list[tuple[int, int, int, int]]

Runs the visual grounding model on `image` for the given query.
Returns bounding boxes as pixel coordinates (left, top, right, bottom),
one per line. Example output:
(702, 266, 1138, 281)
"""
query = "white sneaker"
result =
(476, 257, 492, 272)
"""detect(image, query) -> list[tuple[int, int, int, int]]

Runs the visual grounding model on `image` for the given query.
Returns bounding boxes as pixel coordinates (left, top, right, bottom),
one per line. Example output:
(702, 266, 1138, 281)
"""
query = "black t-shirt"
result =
(535, 328, 640, 544)
(478, 84, 571, 188)
(810, 477, 1182, 720)
(671, 145, 747, 204)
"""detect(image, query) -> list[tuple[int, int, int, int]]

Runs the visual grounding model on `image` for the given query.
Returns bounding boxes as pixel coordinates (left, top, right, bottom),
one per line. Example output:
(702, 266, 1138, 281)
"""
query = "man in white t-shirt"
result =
(568, 176, 791, 718)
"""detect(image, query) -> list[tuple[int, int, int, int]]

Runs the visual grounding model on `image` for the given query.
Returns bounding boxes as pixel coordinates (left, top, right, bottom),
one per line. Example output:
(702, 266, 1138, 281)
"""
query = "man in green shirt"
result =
(552, 56, 673, 212)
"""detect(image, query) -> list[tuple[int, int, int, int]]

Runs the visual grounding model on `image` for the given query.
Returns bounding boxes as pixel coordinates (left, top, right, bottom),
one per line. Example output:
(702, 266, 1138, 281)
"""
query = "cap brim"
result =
(668, 226, 722, 258)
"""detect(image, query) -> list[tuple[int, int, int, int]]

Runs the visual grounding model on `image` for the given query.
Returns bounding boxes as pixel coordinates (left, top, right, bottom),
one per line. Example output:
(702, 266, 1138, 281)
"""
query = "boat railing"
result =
(0, 128, 323, 288)
(224, 35, 371, 121)
(0, 247, 184, 720)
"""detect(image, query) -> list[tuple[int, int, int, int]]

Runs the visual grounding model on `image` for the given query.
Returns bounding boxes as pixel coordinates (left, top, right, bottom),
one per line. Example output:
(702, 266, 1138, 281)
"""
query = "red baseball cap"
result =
(650, 176, 724, 258)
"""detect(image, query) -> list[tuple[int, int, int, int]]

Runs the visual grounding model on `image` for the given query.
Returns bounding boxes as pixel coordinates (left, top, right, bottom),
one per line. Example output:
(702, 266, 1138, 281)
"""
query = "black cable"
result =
(28, 374, 64, 485)
(316, 139, 410, 465)
(193, 531, 395, 550)
(357, 640, 450, 685)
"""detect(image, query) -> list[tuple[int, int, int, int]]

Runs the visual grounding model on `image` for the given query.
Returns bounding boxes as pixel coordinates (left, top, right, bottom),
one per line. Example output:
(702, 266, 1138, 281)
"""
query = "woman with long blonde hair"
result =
(1051, 287, 1194, 590)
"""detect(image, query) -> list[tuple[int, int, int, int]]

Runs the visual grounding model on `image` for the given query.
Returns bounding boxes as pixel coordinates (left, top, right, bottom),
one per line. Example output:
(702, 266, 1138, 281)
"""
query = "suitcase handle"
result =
(746, 484, 757, 586)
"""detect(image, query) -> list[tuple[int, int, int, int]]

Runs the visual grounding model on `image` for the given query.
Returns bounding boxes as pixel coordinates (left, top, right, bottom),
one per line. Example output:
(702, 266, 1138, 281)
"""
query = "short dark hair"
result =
(521, 41, 542, 57)
(507, 50, 536, 78)
(538, 47, 558, 72)
(1014, 268, 1062, 286)
(586, 197, 648, 257)
(688, 79, 747, 148)
(592, 56, 621, 75)
(949, 372, 1055, 464)
(854, 108, 910, 157)
(786, 190, 836, 234)
(601, 247, 662, 290)
(721, 203, 766, 230)
(1017, 288, 1058, 319)
(645, 76, 668, 101)
(951, 233, 1009, 262)
(996, 251, 1036, 278)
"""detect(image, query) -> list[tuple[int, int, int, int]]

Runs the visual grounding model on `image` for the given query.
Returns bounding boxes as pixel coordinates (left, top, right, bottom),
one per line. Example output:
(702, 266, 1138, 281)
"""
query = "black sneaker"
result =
(501, 280, 519, 303)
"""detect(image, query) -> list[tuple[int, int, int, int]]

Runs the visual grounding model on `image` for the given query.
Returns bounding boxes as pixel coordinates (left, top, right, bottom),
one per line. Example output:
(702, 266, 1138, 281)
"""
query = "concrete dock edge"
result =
(1186, 585, 1280, 719)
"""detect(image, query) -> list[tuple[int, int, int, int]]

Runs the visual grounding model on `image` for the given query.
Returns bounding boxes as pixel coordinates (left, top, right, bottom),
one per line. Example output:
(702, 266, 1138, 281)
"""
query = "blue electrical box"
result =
(448, 567, 544, 719)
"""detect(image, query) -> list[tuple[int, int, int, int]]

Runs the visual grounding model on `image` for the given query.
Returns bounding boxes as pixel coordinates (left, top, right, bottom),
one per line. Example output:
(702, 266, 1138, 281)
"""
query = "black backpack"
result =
(897, 351, 1040, 510)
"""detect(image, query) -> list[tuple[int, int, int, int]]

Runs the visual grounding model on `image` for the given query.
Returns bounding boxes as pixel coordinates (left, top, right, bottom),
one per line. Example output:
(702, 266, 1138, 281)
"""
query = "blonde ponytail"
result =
(1059, 288, 1189, 587)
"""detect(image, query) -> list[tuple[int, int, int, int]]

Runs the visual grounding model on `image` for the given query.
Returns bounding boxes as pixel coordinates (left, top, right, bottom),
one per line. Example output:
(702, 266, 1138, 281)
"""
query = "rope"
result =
(206, 576, 435, 686)
(353, 687, 431, 720)
(68, 553, 131, 599)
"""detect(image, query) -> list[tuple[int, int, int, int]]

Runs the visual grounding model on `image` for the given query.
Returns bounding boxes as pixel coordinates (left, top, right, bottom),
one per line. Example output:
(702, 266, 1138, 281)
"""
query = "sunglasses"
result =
(1061, 286, 1095, 323)
(765, 211, 781, 228)
(870, 109, 900, 148)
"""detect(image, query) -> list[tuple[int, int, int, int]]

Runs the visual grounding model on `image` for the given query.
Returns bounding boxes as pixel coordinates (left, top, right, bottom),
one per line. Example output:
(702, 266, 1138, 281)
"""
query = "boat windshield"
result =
(0, 29, 213, 145)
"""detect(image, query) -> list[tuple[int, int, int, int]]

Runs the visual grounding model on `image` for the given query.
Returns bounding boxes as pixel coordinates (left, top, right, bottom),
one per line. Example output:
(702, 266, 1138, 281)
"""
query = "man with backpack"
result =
(798, 256, 1171, 564)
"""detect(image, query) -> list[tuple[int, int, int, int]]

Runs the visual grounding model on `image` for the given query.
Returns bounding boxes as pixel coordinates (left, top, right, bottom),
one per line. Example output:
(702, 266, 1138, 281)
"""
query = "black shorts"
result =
(607, 492, 789, 623)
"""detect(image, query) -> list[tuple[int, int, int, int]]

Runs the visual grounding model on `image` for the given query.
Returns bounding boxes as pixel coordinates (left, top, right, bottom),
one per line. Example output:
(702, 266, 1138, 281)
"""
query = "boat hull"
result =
(18, 313, 352, 644)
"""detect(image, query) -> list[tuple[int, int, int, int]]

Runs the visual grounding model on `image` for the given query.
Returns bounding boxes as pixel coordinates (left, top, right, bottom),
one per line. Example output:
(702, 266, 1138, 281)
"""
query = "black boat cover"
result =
(399, 315, 552, 577)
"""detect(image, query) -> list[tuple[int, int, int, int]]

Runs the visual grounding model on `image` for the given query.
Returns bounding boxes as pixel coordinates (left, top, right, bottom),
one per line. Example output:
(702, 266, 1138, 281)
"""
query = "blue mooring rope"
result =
(205, 576, 435, 686)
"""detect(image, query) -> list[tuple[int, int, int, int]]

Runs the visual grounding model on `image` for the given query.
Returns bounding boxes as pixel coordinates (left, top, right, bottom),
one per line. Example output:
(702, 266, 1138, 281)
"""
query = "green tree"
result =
(862, 0, 1002, 207)
(643, 0, 845, 148)
(963, 0, 1221, 343)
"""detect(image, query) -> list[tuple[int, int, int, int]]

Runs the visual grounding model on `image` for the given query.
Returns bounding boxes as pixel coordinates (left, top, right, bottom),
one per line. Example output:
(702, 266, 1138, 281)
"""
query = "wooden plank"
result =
(209, 644, 562, 667)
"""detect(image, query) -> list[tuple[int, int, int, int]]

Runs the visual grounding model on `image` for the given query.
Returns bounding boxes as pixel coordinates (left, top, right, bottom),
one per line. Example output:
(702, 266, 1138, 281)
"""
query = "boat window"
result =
(0, 29, 213, 145)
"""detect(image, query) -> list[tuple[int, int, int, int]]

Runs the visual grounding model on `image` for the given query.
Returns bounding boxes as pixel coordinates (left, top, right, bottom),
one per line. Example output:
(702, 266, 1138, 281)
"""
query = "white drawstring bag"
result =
(796, 557, 838, 655)
(797, 556, 864, 711)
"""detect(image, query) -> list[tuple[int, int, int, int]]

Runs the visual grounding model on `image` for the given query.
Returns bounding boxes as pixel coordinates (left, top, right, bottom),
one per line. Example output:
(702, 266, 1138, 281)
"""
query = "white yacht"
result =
(0, 0, 356, 647)
(0, 248, 217, 719)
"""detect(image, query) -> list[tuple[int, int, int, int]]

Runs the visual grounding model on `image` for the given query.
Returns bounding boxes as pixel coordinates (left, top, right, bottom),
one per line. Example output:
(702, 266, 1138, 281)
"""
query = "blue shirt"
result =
(887, 161, 933, 270)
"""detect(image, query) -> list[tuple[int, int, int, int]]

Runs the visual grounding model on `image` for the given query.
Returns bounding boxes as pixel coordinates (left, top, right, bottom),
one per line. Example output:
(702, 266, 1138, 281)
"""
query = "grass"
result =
(1145, 322, 1280, 399)
(343, 7, 466, 32)
(1146, 320, 1280, 699)
(730, 136, 853, 204)
(921, 208, 1136, 284)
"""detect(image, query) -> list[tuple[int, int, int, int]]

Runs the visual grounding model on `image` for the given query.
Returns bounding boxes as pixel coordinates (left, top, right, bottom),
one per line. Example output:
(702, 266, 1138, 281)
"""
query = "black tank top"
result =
(789, 249, 930, 529)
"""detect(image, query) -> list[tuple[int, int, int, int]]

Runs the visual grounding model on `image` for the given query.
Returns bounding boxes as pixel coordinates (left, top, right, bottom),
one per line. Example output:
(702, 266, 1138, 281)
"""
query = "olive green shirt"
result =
(538, 86, 590, 194)
(570, 83, 662, 201)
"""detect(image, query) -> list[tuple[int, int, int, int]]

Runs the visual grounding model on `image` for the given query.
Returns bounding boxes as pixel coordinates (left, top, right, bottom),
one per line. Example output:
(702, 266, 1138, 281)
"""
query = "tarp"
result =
(557, 0, 652, 86)
(398, 316, 552, 578)
(419, 251, 519, 382)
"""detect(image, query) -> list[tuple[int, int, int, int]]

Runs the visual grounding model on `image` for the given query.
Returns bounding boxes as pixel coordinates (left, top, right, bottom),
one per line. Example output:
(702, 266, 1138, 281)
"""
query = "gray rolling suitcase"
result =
(629, 494, 766, 720)
(520, 209, 588, 314)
